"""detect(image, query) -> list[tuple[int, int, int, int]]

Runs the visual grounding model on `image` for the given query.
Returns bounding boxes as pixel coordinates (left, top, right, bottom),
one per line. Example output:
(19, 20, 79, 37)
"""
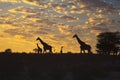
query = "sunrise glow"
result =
(0, 0, 120, 53)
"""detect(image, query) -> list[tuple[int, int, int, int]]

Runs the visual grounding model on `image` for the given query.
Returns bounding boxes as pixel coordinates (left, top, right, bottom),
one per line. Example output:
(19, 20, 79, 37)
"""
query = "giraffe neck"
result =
(38, 39, 46, 45)
(37, 44, 39, 48)
(38, 39, 49, 47)
(75, 36, 85, 46)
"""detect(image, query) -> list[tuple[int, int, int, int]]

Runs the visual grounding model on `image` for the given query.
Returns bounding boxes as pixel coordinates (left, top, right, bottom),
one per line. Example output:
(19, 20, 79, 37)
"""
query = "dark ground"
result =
(0, 53, 120, 80)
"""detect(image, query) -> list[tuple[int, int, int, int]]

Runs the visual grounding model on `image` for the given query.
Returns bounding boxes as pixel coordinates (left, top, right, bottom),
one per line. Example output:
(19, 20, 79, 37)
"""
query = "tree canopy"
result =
(96, 32, 120, 55)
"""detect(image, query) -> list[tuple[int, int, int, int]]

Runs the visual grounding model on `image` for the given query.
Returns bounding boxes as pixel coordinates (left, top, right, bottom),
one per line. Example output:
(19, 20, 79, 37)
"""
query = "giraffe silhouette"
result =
(36, 43, 42, 54)
(36, 37, 52, 53)
(73, 34, 92, 54)
(60, 46, 63, 54)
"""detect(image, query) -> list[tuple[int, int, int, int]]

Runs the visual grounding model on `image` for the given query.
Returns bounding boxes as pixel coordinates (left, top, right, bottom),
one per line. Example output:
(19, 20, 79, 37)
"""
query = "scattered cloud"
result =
(0, 13, 17, 25)
(0, 0, 119, 52)
(58, 15, 79, 22)
(77, 0, 115, 9)
(4, 28, 33, 37)
(36, 18, 56, 25)
(0, 0, 20, 3)
(22, 0, 49, 8)
(9, 6, 36, 14)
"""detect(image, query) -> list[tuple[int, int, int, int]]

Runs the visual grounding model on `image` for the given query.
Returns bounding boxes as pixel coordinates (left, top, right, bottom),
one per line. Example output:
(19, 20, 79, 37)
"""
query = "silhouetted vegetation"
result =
(96, 32, 120, 55)
(0, 53, 119, 80)
(4, 48, 12, 54)
(33, 48, 38, 53)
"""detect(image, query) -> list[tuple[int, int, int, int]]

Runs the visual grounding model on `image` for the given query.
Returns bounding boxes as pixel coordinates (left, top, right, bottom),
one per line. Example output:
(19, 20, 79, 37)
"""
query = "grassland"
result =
(0, 53, 120, 80)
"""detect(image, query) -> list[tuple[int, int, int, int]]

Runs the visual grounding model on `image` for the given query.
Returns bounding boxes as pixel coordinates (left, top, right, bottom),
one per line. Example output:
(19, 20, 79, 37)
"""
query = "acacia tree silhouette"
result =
(33, 48, 38, 53)
(96, 32, 120, 55)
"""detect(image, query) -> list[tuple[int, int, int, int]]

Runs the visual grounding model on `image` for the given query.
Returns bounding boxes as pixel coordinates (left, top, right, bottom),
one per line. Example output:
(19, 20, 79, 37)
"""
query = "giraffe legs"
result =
(49, 49, 52, 53)
(80, 46, 92, 54)
(43, 47, 52, 54)
(37, 49, 40, 54)
(80, 46, 82, 54)
(42, 48, 44, 54)
(80, 50, 85, 54)
(83, 50, 85, 54)
(80, 46, 85, 54)
(88, 47, 92, 54)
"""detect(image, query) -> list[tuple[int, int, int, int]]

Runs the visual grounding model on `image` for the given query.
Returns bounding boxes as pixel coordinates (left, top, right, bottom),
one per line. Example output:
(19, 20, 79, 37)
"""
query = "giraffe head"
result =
(73, 34, 77, 38)
(36, 37, 40, 41)
(36, 43, 38, 45)
(61, 46, 63, 48)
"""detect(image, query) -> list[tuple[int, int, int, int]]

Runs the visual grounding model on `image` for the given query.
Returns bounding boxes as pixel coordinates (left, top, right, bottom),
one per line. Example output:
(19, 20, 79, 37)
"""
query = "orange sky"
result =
(0, 0, 120, 53)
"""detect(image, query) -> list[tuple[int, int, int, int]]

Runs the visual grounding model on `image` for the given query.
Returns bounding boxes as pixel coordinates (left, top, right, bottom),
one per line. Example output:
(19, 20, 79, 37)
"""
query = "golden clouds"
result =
(22, 0, 49, 8)
(0, 0, 119, 53)
(0, 14, 15, 21)
(22, 0, 39, 6)
(58, 15, 79, 22)
(9, 6, 36, 14)
(59, 26, 71, 35)
(0, 0, 20, 3)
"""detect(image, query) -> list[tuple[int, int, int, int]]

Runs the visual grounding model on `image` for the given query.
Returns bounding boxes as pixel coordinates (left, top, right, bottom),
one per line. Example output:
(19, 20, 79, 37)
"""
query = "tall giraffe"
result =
(73, 34, 92, 54)
(36, 37, 52, 53)
(36, 43, 42, 54)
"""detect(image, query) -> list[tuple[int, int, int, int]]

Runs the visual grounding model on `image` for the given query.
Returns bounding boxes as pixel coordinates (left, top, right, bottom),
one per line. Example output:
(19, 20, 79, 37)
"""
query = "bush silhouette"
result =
(4, 48, 12, 54)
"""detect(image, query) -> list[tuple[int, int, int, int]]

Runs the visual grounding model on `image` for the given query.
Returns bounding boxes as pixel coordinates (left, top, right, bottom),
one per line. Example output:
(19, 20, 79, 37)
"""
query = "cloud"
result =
(91, 27, 110, 32)
(49, 2, 67, 13)
(4, 28, 33, 37)
(9, 6, 36, 14)
(57, 24, 73, 36)
(22, 0, 40, 6)
(0, 0, 120, 53)
(22, 0, 49, 8)
(78, 0, 114, 8)
(77, 0, 115, 14)
(36, 18, 56, 25)
(23, 11, 44, 18)
(0, 0, 20, 3)
(89, 18, 120, 33)
(54, 15, 79, 22)
(70, 8, 89, 14)
(0, 13, 17, 24)
(32, 27, 51, 35)
(108, 19, 120, 25)
(0, 8, 2, 11)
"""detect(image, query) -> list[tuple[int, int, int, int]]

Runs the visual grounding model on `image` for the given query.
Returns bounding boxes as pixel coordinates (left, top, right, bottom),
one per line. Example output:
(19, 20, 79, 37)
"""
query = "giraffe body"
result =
(37, 43, 42, 54)
(73, 34, 92, 54)
(36, 37, 52, 53)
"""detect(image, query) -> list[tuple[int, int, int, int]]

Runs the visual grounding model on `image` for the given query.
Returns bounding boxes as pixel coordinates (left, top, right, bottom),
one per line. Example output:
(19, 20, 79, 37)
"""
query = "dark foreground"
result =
(0, 53, 120, 80)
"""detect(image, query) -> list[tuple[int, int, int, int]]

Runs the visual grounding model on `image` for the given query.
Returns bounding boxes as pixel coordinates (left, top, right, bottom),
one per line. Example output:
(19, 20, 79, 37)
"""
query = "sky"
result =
(0, 0, 120, 53)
